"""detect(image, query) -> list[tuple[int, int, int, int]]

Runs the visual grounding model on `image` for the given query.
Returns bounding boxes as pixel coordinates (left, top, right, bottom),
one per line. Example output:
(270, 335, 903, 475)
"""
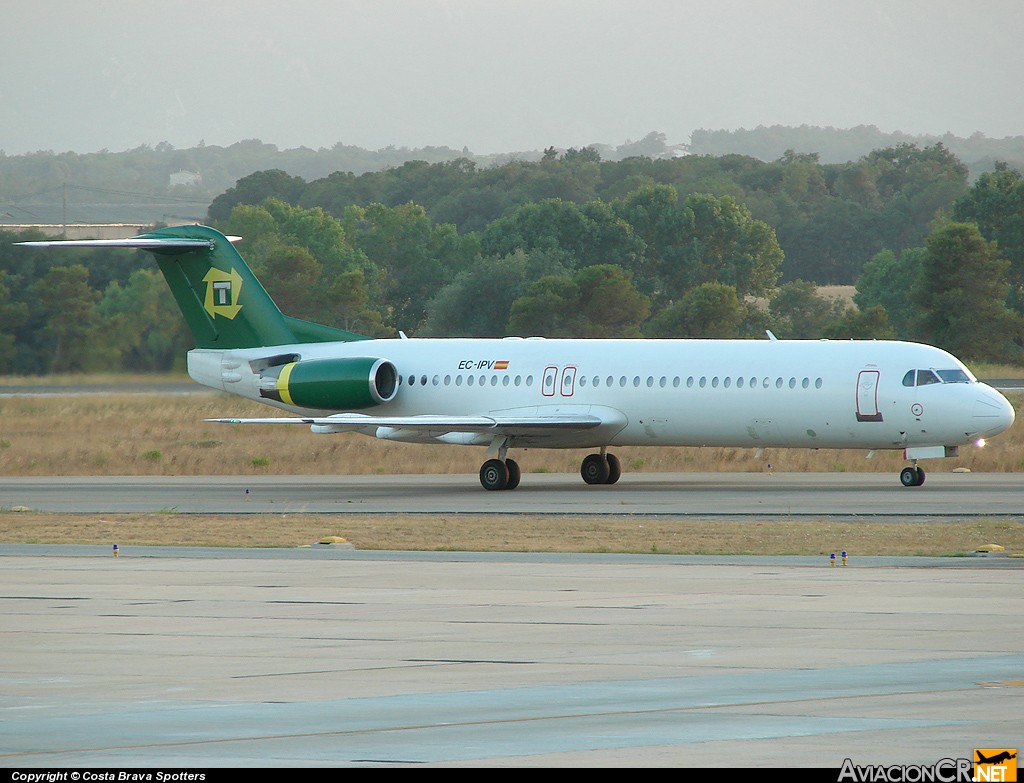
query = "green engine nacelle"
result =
(259, 357, 398, 410)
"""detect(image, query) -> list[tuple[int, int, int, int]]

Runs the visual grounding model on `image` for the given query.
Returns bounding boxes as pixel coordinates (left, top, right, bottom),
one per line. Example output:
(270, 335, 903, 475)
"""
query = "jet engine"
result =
(258, 357, 398, 410)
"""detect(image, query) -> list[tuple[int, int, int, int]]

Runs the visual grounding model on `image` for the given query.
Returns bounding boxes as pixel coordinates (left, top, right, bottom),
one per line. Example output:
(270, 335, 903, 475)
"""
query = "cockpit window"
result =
(903, 368, 974, 387)
(936, 369, 971, 383)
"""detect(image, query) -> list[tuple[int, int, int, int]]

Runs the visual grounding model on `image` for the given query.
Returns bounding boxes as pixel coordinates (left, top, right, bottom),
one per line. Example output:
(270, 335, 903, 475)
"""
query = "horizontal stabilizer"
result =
(15, 237, 238, 250)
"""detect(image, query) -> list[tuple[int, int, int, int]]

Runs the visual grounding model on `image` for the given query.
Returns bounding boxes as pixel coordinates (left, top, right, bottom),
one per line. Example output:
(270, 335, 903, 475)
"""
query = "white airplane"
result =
(19, 225, 1016, 490)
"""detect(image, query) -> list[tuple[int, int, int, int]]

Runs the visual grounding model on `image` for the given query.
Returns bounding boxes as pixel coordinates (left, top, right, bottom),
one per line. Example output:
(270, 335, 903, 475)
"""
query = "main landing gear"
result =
(899, 464, 926, 487)
(580, 452, 622, 485)
(479, 457, 521, 491)
(476, 451, 623, 490)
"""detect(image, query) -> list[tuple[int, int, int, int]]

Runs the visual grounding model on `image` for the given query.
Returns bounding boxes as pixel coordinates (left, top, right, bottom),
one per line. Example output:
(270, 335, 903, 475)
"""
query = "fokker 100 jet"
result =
(19, 225, 1015, 490)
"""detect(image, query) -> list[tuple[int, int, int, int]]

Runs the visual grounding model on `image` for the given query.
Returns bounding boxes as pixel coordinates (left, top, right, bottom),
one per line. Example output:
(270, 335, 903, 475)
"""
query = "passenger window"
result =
(737, 377, 744, 388)
(815, 378, 823, 389)
(723, 377, 731, 388)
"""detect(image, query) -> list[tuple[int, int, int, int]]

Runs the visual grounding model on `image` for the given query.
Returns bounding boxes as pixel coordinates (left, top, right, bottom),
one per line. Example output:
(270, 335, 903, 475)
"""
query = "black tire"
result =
(505, 458, 521, 490)
(605, 453, 622, 485)
(915, 466, 925, 486)
(480, 458, 510, 491)
(581, 453, 610, 485)
(900, 467, 919, 487)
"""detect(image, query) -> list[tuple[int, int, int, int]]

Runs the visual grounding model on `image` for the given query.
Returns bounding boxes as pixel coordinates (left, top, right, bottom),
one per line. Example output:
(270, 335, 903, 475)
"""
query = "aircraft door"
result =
(542, 365, 558, 397)
(560, 366, 577, 397)
(856, 370, 883, 422)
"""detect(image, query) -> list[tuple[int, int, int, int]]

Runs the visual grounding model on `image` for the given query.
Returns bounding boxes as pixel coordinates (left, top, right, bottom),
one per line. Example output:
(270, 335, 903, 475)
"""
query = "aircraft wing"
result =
(208, 413, 604, 436)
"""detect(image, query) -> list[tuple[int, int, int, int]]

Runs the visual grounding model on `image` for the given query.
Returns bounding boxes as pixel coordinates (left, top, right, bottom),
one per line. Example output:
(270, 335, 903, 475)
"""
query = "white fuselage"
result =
(188, 337, 1015, 455)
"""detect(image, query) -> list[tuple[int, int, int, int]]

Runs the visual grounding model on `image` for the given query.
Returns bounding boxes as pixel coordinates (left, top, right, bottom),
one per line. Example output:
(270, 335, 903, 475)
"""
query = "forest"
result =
(2, 137, 1023, 375)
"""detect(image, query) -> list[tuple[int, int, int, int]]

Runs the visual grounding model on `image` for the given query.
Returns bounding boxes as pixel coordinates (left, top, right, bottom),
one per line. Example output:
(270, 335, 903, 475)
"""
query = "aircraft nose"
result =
(973, 388, 1016, 436)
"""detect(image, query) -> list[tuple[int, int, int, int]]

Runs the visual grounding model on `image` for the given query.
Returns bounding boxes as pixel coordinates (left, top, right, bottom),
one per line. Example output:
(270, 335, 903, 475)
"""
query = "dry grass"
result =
(2, 389, 1023, 476)
(2, 381, 1023, 556)
(2, 511, 1022, 556)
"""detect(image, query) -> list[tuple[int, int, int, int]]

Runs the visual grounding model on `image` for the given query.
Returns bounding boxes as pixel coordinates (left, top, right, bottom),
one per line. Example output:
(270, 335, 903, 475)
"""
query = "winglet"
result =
(766, 330, 778, 342)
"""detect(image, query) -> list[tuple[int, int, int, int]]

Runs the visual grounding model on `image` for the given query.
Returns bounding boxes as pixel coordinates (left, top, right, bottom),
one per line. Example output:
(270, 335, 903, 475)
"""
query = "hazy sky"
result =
(3, 0, 1022, 155)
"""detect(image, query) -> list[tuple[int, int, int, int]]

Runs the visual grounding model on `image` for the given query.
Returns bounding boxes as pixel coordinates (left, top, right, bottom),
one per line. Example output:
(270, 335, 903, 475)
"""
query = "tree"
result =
(506, 274, 581, 337)
(612, 187, 782, 300)
(97, 269, 190, 371)
(911, 222, 1022, 361)
(423, 251, 534, 337)
(506, 265, 649, 338)
(854, 247, 925, 338)
(207, 169, 306, 222)
(32, 264, 109, 372)
(352, 202, 476, 331)
(572, 265, 650, 337)
(952, 163, 1024, 293)
(0, 271, 28, 371)
(768, 280, 846, 339)
(821, 304, 894, 340)
(644, 282, 742, 338)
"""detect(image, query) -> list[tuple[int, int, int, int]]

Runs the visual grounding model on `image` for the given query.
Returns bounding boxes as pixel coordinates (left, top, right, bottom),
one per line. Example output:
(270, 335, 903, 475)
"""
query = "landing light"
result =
(976, 438, 987, 448)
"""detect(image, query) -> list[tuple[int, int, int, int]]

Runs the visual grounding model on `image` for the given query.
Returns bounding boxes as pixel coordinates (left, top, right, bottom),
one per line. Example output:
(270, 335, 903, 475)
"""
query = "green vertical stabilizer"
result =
(143, 225, 297, 348)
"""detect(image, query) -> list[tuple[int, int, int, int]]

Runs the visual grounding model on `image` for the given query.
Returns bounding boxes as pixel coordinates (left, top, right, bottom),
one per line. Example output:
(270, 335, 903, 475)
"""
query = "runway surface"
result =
(3, 471, 1024, 517)
(1, 547, 1021, 767)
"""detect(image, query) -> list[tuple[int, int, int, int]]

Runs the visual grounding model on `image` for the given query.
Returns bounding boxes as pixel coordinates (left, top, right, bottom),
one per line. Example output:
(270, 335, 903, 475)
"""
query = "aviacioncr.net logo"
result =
(838, 757, 973, 782)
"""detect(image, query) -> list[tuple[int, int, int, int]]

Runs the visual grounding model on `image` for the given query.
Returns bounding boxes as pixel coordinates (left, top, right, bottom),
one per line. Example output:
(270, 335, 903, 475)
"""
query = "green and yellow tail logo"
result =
(203, 267, 244, 320)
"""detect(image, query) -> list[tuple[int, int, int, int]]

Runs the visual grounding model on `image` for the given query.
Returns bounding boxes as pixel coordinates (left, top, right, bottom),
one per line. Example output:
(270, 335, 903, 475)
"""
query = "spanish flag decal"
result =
(495, 360, 510, 370)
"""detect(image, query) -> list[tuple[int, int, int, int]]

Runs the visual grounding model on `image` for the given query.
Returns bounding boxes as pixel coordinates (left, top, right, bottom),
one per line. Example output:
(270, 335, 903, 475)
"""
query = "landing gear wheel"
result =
(899, 466, 925, 487)
(581, 453, 611, 485)
(505, 458, 521, 490)
(480, 458, 510, 491)
(605, 453, 622, 485)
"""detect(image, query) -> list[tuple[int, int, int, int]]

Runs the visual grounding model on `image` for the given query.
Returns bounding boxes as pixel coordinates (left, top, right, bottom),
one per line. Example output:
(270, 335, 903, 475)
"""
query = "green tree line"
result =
(2, 149, 1023, 374)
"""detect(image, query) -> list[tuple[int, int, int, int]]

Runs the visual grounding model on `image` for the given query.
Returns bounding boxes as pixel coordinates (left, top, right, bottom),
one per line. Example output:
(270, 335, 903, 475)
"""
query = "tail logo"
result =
(203, 267, 244, 320)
